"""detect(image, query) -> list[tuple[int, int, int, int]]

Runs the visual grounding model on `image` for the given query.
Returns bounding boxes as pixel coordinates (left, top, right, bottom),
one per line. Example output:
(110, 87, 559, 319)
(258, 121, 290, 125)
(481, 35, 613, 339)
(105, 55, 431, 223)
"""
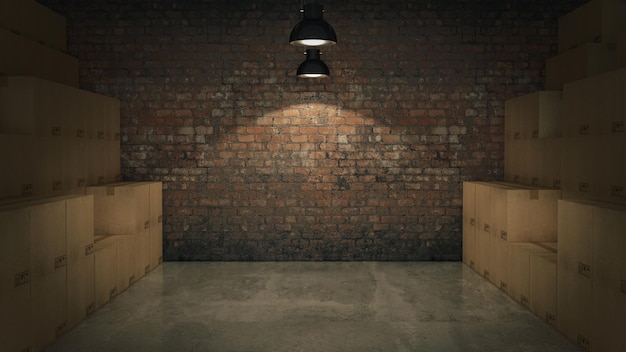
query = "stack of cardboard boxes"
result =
(464, 1, 626, 351)
(0, 1, 164, 352)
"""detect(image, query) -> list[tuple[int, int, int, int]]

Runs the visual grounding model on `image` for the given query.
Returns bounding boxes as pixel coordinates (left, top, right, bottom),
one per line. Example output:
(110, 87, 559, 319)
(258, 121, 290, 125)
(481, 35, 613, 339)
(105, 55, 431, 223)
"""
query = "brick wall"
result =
(41, 0, 584, 261)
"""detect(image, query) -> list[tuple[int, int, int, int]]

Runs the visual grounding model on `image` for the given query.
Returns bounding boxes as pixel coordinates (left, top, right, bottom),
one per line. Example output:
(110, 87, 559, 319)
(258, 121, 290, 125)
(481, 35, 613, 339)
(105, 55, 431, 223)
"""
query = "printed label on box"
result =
(577, 262, 592, 278)
(51, 126, 62, 136)
(14, 270, 30, 287)
(500, 281, 508, 291)
(521, 295, 529, 307)
(577, 334, 591, 352)
(612, 121, 625, 133)
(611, 186, 624, 199)
(55, 321, 67, 337)
(22, 184, 33, 195)
(86, 302, 95, 315)
(546, 312, 556, 325)
(578, 124, 590, 135)
(579, 182, 590, 193)
(54, 255, 67, 269)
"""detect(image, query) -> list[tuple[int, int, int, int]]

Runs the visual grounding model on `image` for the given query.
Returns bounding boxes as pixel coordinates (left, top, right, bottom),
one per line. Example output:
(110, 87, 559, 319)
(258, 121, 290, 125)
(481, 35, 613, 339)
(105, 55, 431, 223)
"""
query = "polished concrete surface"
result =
(44, 262, 580, 352)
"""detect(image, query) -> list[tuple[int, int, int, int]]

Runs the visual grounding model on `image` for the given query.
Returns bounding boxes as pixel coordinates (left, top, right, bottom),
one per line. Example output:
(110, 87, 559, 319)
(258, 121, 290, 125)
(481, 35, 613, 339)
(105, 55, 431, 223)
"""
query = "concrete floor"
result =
(44, 262, 580, 352)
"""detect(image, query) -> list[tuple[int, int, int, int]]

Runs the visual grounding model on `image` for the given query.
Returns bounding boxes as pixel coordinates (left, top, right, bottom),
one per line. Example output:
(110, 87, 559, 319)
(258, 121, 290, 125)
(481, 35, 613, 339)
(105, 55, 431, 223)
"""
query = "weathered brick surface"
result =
(42, 0, 584, 260)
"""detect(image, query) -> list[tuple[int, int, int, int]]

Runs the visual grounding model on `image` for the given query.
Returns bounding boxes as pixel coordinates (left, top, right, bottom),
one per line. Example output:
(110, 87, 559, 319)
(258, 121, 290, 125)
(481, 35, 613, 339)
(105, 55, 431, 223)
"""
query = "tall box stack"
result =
(561, 68, 626, 204)
(0, 76, 121, 198)
(28, 199, 68, 352)
(504, 91, 562, 188)
(592, 205, 626, 352)
(0, 206, 32, 352)
(149, 182, 164, 270)
(65, 195, 95, 330)
(473, 182, 491, 279)
(558, 200, 626, 351)
(462, 182, 476, 268)
(557, 200, 594, 350)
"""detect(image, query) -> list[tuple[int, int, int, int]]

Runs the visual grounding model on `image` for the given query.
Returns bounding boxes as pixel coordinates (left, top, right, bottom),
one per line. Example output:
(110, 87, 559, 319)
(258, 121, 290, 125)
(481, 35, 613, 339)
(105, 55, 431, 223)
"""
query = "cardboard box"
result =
(86, 182, 151, 235)
(474, 183, 491, 277)
(537, 138, 562, 189)
(0, 29, 79, 88)
(93, 240, 117, 310)
(98, 235, 135, 292)
(588, 68, 626, 136)
(65, 195, 95, 329)
(557, 200, 594, 349)
(592, 203, 626, 352)
(0, 76, 63, 135)
(0, 133, 35, 198)
(29, 199, 68, 351)
(504, 138, 520, 184)
(135, 228, 151, 280)
(489, 233, 508, 291)
(558, 0, 626, 53)
(592, 134, 626, 204)
(507, 242, 549, 307)
(530, 252, 557, 327)
(504, 91, 563, 140)
(0, 206, 31, 352)
(564, 67, 626, 138)
(0, 76, 121, 136)
(34, 135, 63, 196)
(561, 137, 595, 201)
(0, 0, 67, 51)
(546, 43, 617, 91)
(149, 182, 163, 269)
(462, 182, 477, 267)
(62, 136, 86, 192)
(618, 29, 626, 68)
(85, 138, 107, 186)
(489, 182, 560, 243)
(106, 139, 121, 184)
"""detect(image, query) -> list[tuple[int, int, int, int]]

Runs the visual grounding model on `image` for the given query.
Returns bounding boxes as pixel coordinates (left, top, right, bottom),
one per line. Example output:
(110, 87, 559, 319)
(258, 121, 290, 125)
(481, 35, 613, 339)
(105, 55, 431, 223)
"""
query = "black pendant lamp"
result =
(289, 3, 337, 47)
(297, 49, 330, 78)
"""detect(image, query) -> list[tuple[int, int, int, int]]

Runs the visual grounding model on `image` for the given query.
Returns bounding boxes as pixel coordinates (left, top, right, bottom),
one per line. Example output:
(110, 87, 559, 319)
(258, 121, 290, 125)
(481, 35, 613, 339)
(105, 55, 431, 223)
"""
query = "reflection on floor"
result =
(44, 262, 580, 352)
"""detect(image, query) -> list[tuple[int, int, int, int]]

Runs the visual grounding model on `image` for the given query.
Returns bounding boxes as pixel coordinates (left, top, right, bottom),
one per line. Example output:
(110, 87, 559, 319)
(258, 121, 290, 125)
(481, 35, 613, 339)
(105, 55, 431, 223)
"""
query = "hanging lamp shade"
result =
(297, 49, 329, 78)
(289, 4, 336, 47)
